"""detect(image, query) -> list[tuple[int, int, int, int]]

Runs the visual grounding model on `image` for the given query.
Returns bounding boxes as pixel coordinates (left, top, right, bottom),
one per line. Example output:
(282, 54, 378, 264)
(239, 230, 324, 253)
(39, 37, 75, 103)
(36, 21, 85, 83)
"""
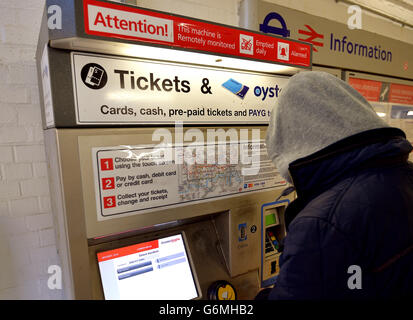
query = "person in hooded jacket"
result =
(259, 71, 413, 300)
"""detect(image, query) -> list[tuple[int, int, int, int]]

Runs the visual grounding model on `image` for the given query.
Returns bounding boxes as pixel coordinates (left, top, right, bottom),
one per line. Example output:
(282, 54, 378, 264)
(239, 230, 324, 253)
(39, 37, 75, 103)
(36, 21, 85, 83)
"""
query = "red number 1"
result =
(100, 158, 113, 171)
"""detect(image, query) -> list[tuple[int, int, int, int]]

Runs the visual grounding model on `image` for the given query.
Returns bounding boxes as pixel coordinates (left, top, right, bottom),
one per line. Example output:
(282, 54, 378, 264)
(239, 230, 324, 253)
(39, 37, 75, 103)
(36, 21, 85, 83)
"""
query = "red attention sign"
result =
(83, 0, 311, 67)
(97, 240, 159, 262)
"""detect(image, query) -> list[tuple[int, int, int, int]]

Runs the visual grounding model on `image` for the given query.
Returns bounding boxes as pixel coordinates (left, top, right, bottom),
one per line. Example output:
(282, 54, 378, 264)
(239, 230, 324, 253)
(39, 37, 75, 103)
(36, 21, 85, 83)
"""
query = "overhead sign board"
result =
(258, 1, 413, 79)
(71, 52, 290, 125)
(83, 0, 311, 68)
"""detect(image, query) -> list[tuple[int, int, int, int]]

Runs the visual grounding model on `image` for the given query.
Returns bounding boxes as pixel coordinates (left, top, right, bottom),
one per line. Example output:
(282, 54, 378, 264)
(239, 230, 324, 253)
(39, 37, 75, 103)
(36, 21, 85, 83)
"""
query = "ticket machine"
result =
(36, 0, 312, 299)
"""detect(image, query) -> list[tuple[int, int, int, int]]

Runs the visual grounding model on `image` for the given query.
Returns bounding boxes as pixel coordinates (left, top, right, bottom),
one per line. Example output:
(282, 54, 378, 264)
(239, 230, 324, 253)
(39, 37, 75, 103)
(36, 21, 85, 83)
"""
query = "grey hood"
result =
(265, 71, 390, 184)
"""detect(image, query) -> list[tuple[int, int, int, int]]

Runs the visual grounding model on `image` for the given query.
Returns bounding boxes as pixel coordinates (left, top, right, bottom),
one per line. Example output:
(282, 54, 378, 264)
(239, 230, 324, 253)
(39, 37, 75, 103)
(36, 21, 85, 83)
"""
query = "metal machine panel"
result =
(260, 200, 288, 288)
(44, 126, 293, 298)
(70, 127, 285, 238)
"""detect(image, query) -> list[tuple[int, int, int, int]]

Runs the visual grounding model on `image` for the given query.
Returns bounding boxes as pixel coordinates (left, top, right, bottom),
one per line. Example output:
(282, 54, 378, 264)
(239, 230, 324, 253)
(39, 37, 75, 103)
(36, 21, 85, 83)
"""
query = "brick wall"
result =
(0, 0, 62, 299)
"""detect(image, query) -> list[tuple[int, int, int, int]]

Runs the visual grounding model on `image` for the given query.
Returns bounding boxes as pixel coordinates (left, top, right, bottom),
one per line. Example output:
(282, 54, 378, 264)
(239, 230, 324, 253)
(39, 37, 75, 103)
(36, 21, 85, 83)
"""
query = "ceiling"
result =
(345, 0, 413, 28)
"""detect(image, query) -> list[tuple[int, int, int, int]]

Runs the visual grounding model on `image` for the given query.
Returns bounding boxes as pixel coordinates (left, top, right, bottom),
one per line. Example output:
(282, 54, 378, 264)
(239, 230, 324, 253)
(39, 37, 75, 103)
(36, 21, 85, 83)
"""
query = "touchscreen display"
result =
(97, 233, 199, 300)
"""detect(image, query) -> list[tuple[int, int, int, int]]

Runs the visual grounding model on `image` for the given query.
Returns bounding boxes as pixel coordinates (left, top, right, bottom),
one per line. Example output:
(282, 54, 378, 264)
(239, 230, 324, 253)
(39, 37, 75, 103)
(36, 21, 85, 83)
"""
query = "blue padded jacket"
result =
(267, 128, 413, 300)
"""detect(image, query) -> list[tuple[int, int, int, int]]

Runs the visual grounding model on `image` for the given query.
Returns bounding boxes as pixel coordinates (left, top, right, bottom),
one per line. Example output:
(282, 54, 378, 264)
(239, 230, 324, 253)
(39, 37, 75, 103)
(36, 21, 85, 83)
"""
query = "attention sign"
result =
(83, 0, 311, 67)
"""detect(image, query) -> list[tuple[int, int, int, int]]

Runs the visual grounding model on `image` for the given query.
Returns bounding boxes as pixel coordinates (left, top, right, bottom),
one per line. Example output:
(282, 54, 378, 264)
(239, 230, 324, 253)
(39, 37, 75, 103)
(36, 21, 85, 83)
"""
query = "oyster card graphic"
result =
(222, 78, 249, 99)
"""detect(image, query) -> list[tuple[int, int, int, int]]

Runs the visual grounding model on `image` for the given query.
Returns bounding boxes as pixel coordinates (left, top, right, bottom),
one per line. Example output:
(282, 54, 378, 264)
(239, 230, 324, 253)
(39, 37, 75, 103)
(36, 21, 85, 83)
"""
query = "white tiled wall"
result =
(0, 0, 62, 300)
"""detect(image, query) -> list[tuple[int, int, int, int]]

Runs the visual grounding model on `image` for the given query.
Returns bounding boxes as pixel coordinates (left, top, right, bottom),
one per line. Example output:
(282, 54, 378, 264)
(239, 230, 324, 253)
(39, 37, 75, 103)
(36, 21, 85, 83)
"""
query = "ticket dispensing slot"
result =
(261, 200, 289, 288)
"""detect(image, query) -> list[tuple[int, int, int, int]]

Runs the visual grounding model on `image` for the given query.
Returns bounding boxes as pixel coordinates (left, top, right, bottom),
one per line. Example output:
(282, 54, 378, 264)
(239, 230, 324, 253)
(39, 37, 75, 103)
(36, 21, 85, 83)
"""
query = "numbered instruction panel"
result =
(92, 141, 286, 220)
